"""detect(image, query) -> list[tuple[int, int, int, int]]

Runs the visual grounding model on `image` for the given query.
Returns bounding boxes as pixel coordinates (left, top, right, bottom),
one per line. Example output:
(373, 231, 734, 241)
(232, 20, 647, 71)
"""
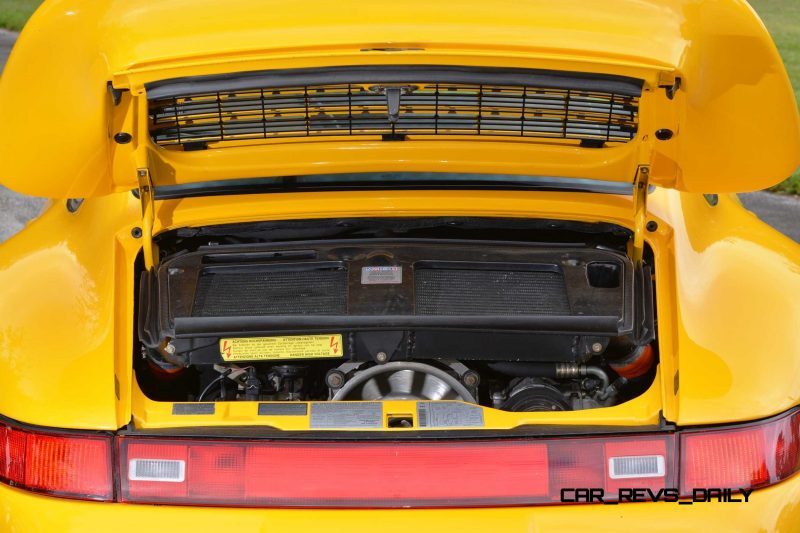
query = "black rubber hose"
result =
(198, 369, 233, 401)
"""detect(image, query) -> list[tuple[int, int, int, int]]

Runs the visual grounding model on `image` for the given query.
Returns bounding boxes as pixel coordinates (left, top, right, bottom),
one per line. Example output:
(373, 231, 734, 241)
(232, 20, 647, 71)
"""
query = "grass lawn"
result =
(0, 0, 798, 192)
(749, 0, 800, 194)
(0, 0, 40, 33)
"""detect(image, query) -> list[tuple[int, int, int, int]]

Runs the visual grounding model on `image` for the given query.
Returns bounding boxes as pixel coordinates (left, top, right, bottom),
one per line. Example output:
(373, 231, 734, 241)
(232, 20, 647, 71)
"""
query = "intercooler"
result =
(192, 263, 348, 317)
(138, 238, 643, 365)
(189, 261, 573, 318)
(414, 263, 571, 316)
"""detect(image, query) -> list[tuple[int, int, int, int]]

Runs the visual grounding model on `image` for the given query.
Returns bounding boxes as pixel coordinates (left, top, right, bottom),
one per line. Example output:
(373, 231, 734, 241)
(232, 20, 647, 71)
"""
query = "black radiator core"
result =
(415, 265, 571, 316)
(192, 266, 347, 317)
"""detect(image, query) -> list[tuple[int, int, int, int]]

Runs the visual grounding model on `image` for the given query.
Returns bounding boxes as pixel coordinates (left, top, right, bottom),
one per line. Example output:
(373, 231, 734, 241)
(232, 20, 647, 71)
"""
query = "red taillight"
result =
(2, 408, 800, 507)
(0, 420, 112, 500)
(680, 410, 800, 495)
(119, 435, 674, 507)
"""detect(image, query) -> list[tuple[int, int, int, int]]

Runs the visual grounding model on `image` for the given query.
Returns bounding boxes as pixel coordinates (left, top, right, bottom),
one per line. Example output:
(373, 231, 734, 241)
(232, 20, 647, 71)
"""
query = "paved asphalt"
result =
(0, 30, 798, 244)
(0, 29, 13, 67)
(0, 30, 46, 243)
(740, 191, 800, 243)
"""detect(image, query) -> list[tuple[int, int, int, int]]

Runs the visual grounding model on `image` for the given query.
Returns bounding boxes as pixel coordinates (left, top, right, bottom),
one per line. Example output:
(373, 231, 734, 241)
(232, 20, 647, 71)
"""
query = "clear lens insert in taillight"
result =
(0, 420, 113, 500)
(680, 410, 800, 495)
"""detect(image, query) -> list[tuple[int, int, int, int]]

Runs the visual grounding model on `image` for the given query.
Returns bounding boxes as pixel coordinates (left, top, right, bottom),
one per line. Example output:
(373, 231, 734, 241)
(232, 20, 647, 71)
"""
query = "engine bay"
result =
(135, 217, 657, 413)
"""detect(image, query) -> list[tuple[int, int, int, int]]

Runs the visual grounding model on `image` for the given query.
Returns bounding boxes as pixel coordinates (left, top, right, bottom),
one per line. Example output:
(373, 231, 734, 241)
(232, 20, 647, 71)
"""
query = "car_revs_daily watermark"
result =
(560, 488, 754, 504)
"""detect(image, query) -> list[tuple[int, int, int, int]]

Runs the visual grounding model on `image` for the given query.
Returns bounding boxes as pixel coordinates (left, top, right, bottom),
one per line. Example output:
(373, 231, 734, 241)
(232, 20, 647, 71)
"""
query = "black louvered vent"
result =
(150, 83, 639, 148)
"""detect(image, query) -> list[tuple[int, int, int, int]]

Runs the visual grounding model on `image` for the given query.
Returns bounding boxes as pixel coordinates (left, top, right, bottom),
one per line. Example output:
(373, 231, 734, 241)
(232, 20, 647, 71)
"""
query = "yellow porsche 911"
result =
(1, 0, 800, 530)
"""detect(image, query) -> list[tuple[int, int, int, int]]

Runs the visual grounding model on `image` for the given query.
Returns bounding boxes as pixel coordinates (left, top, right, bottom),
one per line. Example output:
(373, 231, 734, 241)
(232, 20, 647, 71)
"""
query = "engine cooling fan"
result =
(331, 362, 476, 403)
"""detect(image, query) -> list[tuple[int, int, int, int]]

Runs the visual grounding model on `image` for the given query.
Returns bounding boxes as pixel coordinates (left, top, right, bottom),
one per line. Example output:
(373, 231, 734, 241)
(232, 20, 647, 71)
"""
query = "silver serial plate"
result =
(361, 266, 403, 285)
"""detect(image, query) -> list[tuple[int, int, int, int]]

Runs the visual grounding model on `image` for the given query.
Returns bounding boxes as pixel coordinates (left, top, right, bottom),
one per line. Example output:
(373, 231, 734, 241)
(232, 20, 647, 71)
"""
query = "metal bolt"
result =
(462, 371, 480, 387)
(490, 391, 507, 409)
(646, 221, 659, 232)
(325, 370, 346, 389)
(163, 343, 176, 355)
(131, 227, 143, 238)
(375, 351, 389, 363)
(591, 342, 604, 354)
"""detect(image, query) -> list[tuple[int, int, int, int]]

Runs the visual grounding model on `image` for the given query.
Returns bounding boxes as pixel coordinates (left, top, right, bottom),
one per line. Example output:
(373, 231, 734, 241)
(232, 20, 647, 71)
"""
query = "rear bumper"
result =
(3, 475, 800, 533)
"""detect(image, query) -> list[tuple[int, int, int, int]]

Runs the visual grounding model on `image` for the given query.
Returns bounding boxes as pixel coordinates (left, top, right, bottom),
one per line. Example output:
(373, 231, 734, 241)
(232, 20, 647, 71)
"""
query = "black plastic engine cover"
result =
(139, 238, 643, 365)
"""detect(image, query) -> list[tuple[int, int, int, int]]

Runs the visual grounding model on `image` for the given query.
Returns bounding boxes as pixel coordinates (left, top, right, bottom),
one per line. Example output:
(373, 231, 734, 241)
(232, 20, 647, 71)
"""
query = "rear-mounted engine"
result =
(135, 217, 656, 412)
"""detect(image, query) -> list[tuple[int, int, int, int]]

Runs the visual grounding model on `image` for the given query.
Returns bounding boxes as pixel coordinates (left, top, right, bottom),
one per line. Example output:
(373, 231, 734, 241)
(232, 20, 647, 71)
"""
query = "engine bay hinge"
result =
(631, 165, 649, 265)
(136, 168, 157, 269)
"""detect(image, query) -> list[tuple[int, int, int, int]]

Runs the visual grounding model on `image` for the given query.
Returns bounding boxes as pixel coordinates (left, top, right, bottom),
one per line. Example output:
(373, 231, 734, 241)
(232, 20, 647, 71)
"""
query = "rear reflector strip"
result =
(119, 435, 673, 508)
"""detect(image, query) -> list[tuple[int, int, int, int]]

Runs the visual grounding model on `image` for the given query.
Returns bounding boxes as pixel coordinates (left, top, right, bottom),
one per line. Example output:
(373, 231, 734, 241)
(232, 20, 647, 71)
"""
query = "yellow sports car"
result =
(1, 0, 800, 531)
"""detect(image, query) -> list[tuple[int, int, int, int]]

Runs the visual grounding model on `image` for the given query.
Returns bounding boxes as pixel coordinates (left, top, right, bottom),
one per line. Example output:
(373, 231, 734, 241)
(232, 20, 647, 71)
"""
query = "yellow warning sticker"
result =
(219, 334, 343, 362)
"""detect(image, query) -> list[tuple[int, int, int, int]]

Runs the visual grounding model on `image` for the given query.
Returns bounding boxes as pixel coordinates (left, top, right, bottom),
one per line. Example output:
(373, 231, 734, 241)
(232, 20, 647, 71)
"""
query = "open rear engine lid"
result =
(0, 0, 798, 198)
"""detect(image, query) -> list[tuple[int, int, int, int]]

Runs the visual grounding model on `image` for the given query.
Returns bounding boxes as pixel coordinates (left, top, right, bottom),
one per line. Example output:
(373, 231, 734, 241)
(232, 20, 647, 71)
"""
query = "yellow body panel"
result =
(0, 0, 798, 197)
(650, 192, 800, 424)
(2, 0, 800, 528)
(0, 194, 140, 430)
(3, 475, 800, 533)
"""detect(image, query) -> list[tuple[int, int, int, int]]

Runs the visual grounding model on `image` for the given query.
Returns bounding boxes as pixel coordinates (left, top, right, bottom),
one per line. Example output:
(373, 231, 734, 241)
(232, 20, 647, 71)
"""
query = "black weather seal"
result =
(150, 177, 637, 201)
(172, 314, 624, 338)
(137, 270, 161, 348)
(145, 65, 645, 100)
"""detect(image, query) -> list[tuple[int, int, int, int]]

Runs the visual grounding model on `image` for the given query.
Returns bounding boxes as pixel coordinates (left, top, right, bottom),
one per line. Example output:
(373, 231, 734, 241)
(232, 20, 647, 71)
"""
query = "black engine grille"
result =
(150, 83, 638, 148)
(415, 267, 571, 316)
(192, 267, 347, 317)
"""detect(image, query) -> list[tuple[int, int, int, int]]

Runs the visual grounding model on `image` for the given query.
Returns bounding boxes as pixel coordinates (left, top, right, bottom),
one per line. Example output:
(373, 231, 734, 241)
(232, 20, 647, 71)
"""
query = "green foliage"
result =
(0, 0, 41, 32)
(749, 1, 800, 194)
